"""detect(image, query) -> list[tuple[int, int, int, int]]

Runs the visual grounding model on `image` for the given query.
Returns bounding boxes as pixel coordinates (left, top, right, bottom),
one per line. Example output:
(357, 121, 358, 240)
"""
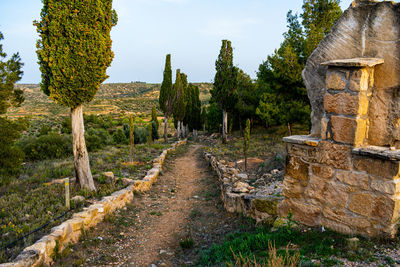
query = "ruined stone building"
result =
(280, 0, 400, 237)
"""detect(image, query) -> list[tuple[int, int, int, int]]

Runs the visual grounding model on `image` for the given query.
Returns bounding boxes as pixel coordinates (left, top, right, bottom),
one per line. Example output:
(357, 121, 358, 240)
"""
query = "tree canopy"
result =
(34, 0, 118, 109)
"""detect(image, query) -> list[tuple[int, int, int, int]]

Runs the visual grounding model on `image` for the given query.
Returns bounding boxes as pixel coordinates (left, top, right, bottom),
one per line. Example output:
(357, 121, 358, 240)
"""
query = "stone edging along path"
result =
(203, 151, 283, 225)
(1, 140, 187, 267)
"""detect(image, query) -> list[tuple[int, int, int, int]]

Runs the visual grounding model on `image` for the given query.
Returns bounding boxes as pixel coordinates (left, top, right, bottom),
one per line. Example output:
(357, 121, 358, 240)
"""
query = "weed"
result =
(180, 237, 195, 249)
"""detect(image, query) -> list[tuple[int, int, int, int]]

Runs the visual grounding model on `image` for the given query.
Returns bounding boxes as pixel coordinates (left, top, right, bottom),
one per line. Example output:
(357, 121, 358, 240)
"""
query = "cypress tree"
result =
(34, 0, 118, 191)
(151, 105, 159, 131)
(211, 40, 238, 144)
(159, 54, 174, 143)
(0, 32, 27, 181)
(190, 84, 202, 140)
(180, 72, 188, 137)
(147, 123, 152, 145)
(173, 69, 185, 139)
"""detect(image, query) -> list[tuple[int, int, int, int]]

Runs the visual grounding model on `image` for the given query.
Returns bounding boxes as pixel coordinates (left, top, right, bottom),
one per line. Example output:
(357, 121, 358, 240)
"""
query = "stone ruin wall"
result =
(280, 0, 400, 238)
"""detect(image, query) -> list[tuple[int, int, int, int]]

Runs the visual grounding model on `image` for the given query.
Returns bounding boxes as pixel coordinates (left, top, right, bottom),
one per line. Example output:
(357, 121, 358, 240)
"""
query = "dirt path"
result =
(55, 143, 251, 266)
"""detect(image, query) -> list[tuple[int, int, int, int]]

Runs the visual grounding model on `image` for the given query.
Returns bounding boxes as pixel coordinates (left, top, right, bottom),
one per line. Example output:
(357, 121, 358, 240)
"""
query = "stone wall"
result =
(0, 140, 187, 267)
(204, 152, 283, 224)
(280, 57, 400, 238)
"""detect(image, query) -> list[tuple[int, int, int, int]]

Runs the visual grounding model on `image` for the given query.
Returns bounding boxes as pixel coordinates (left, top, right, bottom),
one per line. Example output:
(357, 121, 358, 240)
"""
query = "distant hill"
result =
(9, 82, 212, 120)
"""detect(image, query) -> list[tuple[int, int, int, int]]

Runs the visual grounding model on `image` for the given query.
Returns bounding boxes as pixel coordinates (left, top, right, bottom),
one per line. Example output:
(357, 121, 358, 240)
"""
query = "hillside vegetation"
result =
(9, 83, 212, 120)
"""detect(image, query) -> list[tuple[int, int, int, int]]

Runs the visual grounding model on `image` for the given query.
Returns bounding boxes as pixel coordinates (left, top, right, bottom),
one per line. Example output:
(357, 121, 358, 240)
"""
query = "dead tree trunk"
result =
(71, 105, 96, 191)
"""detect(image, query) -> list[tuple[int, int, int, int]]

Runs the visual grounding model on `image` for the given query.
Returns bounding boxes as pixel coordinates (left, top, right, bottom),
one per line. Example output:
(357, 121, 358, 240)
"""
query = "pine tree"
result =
(173, 69, 185, 139)
(34, 0, 118, 191)
(211, 40, 238, 144)
(256, 1, 341, 132)
(0, 31, 27, 183)
(234, 69, 257, 136)
(159, 54, 174, 143)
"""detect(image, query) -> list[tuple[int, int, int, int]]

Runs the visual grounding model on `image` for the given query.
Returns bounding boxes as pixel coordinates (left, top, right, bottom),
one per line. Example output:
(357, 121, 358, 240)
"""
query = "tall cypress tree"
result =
(34, 0, 118, 191)
(151, 105, 159, 131)
(211, 40, 238, 144)
(173, 69, 185, 139)
(180, 72, 188, 137)
(190, 84, 202, 138)
(159, 54, 174, 143)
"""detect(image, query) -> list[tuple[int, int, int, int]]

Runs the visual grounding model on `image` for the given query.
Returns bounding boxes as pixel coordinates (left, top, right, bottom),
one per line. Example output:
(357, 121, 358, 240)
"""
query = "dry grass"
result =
(227, 242, 300, 267)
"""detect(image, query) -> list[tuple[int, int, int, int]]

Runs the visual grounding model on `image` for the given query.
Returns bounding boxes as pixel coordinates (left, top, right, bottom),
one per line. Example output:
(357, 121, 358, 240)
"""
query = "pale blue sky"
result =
(0, 0, 353, 83)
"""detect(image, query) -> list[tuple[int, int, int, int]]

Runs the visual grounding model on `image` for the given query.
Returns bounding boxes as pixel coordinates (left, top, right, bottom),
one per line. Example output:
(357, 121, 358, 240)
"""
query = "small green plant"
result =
(180, 237, 194, 249)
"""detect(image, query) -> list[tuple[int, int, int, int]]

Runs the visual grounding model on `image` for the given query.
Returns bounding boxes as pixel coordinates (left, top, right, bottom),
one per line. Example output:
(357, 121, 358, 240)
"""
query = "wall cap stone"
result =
(283, 135, 320, 147)
(321, 57, 384, 68)
(352, 146, 400, 161)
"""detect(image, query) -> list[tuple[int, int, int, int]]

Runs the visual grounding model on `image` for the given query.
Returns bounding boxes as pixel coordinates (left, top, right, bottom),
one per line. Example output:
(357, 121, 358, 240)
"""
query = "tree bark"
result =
(177, 121, 181, 140)
(288, 122, 292, 136)
(222, 109, 228, 144)
(71, 105, 96, 192)
(193, 129, 198, 141)
(164, 116, 168, 143)
(185, 124, 189, 138)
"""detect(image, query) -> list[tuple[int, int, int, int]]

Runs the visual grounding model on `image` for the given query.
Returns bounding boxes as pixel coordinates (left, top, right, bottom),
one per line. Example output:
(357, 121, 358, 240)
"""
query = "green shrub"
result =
(134, 127, 147, 144)
(85, 128, 113, 152)
(152, 121, 159, 140)
(60, 116, 72, 134)
(112, 128, 127, 144)
(19, 133, 72, 161)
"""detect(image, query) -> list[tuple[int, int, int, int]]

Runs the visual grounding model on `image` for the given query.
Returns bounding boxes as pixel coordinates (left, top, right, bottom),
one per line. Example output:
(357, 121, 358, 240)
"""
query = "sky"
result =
(0, 0, 353, 84)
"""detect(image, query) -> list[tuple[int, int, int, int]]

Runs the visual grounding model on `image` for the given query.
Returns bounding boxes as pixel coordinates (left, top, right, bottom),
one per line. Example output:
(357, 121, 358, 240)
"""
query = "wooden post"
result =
(65, 178, 70, 210)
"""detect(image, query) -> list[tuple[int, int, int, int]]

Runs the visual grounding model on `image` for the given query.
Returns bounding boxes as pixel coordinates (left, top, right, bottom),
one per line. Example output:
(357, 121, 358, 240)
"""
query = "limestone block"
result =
(326, 69, 348, 90)
(372, 195, 397, 224)
(66, 218, 84, 232)
(336, 170, 370, 190)
(353, 156, 399, 178)
(278, 199, 321, 226)
(320, 141, 352, 170)
(368, 89, 392, 146)
(286, 156, 309, 181)
(324, 181, 349, 209)
(331, 116, 366, 146)
(282, 176, 305, 198)
(324, 93, 368, 116)
(348, 193, 373, 217)
(322, 206, 371, 230)
(370, 179, 399, 195)
(11, 250, 41, 267)
(320, 218, 353, 235)
(349, 68, 369, 92)
(304, 175, 328, 203)
(253, 196, 284, 215)
(311, 165, 334, 180)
